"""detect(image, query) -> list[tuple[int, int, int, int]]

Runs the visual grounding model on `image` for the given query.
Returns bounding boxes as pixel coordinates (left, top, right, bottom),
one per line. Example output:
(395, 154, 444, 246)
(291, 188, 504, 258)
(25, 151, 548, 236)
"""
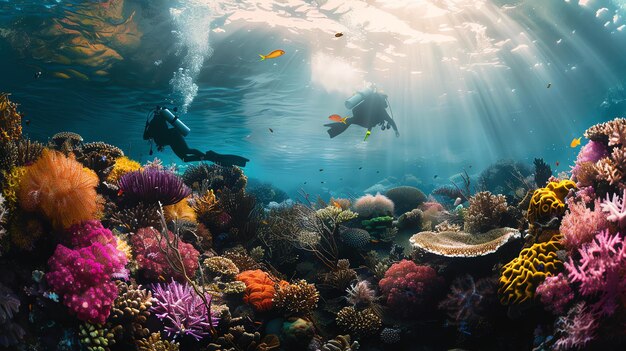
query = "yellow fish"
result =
(364, 130, 371, 141)
(570, 137, 581, 148)
(259, 50, 285, 61)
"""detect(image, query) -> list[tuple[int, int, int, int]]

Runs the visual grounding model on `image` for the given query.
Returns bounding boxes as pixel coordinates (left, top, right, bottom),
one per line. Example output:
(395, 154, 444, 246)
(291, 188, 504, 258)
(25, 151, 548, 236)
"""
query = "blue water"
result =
(1, 0, 626, 197)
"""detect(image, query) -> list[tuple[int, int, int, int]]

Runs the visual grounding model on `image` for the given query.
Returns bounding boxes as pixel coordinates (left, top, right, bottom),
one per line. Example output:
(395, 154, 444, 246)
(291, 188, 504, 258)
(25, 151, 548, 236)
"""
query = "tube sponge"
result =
(18, 149, 99, 228)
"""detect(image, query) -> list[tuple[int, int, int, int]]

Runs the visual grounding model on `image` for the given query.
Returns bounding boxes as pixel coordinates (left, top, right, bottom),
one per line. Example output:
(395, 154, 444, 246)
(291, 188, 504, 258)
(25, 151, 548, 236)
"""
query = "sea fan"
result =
(151, 280, 218, 340)
(118, 168, 190, 205)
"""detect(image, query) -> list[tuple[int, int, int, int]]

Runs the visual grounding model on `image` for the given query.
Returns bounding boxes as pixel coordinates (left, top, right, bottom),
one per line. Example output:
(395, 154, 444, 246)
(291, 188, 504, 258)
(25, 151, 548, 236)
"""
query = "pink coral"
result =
(131, 227, 199, 281)
(553, 303, 598, 351)
(600, 189, 626, 229)
(379, 260, 444, 317)
(535, 273, 574, 315)
(353, 193, 394, 218)
(46, 223, 128, 324)
(560, 199, 608, 251)
(565, 230, 626, 316)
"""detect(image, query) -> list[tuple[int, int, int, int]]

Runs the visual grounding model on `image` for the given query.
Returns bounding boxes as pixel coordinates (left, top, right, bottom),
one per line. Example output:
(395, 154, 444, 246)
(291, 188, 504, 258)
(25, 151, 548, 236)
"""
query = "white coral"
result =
(600, 189, 626, 228)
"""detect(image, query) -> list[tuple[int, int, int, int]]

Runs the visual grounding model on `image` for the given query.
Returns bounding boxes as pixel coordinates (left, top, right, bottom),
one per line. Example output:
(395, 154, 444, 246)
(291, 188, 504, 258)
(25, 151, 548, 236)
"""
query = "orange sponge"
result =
(236, 269, 287, 312)
(18, 149, 99, 228)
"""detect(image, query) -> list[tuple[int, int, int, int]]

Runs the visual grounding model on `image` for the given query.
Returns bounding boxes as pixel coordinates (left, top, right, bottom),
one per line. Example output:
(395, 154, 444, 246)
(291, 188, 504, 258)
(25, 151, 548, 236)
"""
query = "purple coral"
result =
(535, 273, 574, 315)
(151, 280, 218, 340)
(118, 168, 191, 205)
(553, 303, 598, 351)
(600, 189, 626, 229)
(564, 230, 626, 316)
(560, 199, 608, 251)
(438, 275, 497, 335)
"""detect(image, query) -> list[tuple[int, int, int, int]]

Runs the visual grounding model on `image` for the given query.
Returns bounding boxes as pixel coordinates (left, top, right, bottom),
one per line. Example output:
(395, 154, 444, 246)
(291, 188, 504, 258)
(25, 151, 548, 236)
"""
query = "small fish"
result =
(358, 166, 362, 170)
(335, 32, 343, 38)
(433, 175, 438, 179)
(376, 170, 380, 173)
(547, 83, 551, 88)
(453, 197, 463, 207)
(570, 137, 582, 148)
(35, 71, 41, 79)
(555, 161, 560, 167)
(24, 119, 30, 126)
(304, 181, 307, 184)
(117, 189, 124, 197)
(370, 239, 380, 243)
(269, 128, 274, 133)
(259, 49, 285, 61)
(321, 181, 325, 184)
(319, 168, 323, 172)
(364, 130, 371, 141)
(331, 200, 341, 209)
(328, 114, 348, 124)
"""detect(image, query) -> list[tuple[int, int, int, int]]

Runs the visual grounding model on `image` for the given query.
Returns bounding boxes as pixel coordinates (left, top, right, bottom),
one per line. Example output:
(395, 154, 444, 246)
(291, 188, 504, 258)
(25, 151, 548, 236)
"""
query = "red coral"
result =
(131, 227, 199, 281)
(236, 269, 285, 312)
(379, 260, 444, 317)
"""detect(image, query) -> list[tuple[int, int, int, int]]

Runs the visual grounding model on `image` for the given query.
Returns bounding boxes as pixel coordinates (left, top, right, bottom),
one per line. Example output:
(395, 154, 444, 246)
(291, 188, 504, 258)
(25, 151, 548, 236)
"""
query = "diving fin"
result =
(205, 151, 249, 167)
(325, 122, 350, 138)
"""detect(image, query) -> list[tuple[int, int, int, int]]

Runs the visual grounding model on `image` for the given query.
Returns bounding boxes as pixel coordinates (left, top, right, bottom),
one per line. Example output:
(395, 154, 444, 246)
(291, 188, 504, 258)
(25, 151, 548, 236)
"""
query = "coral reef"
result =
(384, 186, 426, 214)
(397, 208, 422, 230)
(109, 280, 152, 340)
(477, 159, 533, 201)
(533, 158, 552, 187)
(380, 327, 401, 344)
(0, 93, 22, 143)
(379, 260, 444, 317)
(600, 189, 626, 229)
(0, 282, 24, 347)
(498, 235, 563, 306)
(50, 131, 84, 151)
(535, 273, 573, 315)
(339, 227, 370, 249)
(78, 322, 117, 351)
(409, 227, 521, 257)
(136, 332, 180, 351)
(273, 280, 319, 315)
(527, 179, 577, 224)
(131, 227, 199, 281)
(18, 149, 100, 228)
(353, 193, 394, 218)
(182, 163, 247, 193)
(118, 168, 190, 205)
(335, 306, 382, 338)
(464, 191, 508, 233)
(151, 280, 218, 340)
(553, 303, 598, 351)
(439, 275, 497, 337)
(204, 256, 240, 278)
(109, 202, 160, 233)
(236, 269, 282, 312)
(345, 280, 378, 308)
(560, 199, 608, 250)
(164, 197, 197, 222)
(107, 156, 142, 184)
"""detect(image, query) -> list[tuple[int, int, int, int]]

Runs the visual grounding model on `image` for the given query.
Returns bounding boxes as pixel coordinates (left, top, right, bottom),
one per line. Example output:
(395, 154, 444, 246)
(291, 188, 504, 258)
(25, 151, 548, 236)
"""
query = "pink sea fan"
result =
(353, 193, 394, 218)
(535, 273, 574, 315)
(560, 199, 608, 250)
(600, 189, 626, 229)
(553, 302, 598, 351)
(564, 230, 626, 316)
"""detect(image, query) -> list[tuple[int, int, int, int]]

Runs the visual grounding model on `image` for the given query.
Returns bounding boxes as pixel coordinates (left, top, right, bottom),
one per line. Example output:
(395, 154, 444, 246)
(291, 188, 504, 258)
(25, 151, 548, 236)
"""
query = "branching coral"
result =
(321, 259, 358, 291)
(379, 260, 444, 317)
(410, 227, 521, 257)
(438, 275, 497, 336)
(464, 191, 507, 233)
(136, 332, 180, 351)
(353, 193, 394, 218)
(273, 280, 319, 315)
(535, 273, 573, 315)
(498, 235, 563, 305)
(18, 149, 100, 228)
(335, 306, 382, 338)
(131, 227, 199, 281)
(118, 168, 190, 205)
(553, 302, 598, 351)
(0, 93, 22, 143)
(0, 139, 45, 174)
(565, 230, 626, 316)
(204, 256, 240, 278)
(182, 163, 247, 193)
(560, 199, 608, 250)
(345, 280, 378, 308)
(600, 189, 626, 229)
(151, 280, 218, 341)
(76, 141, 123, 179)
(384, 186, 426, 214)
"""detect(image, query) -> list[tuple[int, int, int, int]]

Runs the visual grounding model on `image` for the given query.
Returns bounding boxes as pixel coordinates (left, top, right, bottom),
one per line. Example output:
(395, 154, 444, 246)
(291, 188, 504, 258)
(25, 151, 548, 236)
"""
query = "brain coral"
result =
(236, 269, 286, 312)
(410, 227, 521, 258)
(527, 180, 577, 224)
(18, 149, 99, 228)
(384, 186, 426, 215)
(353, 193, 394, 218)
(339, 228, 371, 249)
(498, 234, 564, 305)
(379, 260, 444, 317)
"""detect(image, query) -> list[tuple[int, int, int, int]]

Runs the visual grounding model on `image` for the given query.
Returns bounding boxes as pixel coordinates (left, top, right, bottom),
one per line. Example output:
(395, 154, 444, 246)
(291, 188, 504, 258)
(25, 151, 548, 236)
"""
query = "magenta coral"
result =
(600, 189, 626, 229)
(560, 199, 608, 251)
(379, 260, 443, 317)
(535, 273, 574, 315)
(564, 230, 626, 316)
(151, 280, 218, 341)
(553, 303, 598, 351)
(46, 238, 128, 323)
(131, 227, 199, 281)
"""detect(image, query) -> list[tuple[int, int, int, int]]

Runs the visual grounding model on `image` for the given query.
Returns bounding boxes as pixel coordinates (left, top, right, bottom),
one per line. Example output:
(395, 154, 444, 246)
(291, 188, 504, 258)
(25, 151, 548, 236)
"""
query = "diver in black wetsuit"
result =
(143, 108, 249, 167)
(325, 89, 399, 139)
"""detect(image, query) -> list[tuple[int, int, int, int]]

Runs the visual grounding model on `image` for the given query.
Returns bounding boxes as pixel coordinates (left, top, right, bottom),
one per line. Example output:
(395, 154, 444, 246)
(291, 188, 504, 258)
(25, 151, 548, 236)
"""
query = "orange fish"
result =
(259, 50, 285, 61)
(370, 239, 380, 244)
(328, 114, 348, 124)
(331, 200, 342, 209)
(117, 189, 124, 197)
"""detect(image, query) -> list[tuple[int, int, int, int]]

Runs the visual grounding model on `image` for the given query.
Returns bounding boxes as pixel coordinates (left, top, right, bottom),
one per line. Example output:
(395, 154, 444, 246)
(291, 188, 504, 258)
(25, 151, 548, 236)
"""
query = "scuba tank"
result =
(157, 107, 191, 136)
(345, 85, 376, 110)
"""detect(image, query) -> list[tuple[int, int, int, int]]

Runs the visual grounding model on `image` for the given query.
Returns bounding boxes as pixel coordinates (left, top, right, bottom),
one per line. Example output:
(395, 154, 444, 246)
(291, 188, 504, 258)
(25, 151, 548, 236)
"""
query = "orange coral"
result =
(236, 270, 287, 312)
(0, 93, 22, 143)
(164, 197, 197, 222)
(18, 149, 99, 228)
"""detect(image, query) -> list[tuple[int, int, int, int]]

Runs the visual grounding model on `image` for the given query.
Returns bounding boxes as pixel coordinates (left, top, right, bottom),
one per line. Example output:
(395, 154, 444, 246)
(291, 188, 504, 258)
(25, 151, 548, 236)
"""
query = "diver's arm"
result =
(385, 113, 399, 137)
(143, 122, 151, 140)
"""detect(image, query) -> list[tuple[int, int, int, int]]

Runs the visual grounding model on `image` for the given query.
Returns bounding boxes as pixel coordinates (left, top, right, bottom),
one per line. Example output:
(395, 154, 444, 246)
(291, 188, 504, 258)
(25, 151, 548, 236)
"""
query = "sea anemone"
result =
(118, 168, 190, 206)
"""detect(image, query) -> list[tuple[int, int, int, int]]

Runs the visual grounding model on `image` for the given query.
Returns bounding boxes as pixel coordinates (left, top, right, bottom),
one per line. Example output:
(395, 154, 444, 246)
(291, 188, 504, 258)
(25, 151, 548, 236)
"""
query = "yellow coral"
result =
(527, 180, 577, 223)
(164, 197, 197, 222)
(106, 156, 141, 183)
(0, 93, 22, 143)
(192, 189, 218, 217)
(1, 167, 26, 209)
(115, 235, 133, 261)
(498, 234, 564, 305)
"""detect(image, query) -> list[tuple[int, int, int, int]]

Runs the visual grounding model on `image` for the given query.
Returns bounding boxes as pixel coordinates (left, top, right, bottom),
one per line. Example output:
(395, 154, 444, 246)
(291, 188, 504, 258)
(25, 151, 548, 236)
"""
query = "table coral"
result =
(498, 235, 564, 305)
(409, 227, 521, 258)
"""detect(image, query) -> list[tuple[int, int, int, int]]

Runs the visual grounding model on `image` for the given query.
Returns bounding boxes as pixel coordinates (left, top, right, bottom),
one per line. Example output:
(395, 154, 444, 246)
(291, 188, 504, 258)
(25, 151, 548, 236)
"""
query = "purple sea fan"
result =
(118, 168, 190, 205)
(600, 189, 626, 229)
(151, 280, 218, 340)
(565, 230, 626, 316)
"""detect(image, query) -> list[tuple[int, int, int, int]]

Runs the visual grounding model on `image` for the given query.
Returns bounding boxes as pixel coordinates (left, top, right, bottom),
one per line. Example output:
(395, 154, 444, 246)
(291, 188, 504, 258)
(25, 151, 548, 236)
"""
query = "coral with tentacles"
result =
(464, 191, 508, 233)
(273, 280, 319, 316)
(118, 168, 190, 206)
(335, 306, 382, 338)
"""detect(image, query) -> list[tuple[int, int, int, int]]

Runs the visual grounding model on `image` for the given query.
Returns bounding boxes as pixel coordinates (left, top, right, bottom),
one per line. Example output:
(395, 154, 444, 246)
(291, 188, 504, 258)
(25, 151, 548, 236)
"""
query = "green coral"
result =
(316, 205, 358, 223)
(78, 323, 117, 351)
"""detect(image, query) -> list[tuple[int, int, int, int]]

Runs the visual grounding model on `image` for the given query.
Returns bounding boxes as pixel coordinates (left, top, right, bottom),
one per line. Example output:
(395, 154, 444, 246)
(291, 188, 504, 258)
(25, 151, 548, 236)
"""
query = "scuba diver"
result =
(143, 107, 249, 167)
(325, 85, 399, 140)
